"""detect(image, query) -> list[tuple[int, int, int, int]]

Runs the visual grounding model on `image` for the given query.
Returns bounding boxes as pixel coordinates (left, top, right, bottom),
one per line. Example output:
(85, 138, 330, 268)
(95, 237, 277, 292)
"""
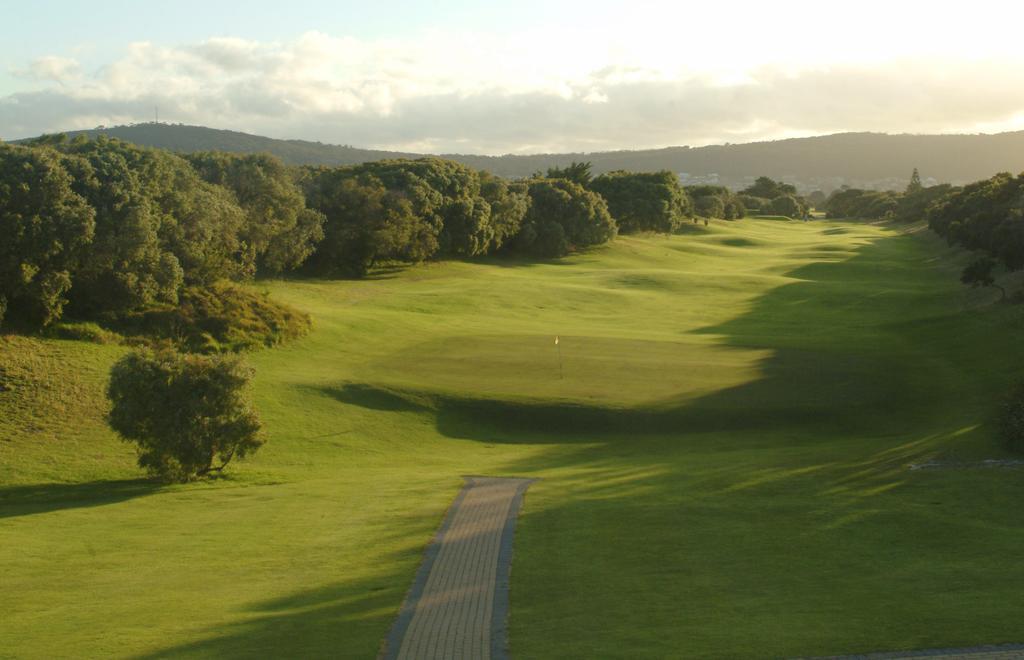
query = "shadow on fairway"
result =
(135, 576, 404, 659)
(0, 478, 163, 519)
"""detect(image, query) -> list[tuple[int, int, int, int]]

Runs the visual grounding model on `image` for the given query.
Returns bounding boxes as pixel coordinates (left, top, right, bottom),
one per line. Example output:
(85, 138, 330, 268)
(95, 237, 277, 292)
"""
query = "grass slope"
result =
(1, 219, 1023, 658)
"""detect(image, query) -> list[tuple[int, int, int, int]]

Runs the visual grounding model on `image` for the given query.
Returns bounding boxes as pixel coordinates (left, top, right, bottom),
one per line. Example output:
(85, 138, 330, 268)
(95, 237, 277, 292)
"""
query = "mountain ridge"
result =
(16, 123, 1024, 192)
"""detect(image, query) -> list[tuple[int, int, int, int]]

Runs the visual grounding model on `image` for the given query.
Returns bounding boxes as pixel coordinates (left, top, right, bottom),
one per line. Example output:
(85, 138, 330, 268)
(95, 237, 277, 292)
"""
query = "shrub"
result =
(46, 321, 122, 344)
(107, 349, 263, 481)
(109, 281, 311, 353)
(998, 381, 1024, 454)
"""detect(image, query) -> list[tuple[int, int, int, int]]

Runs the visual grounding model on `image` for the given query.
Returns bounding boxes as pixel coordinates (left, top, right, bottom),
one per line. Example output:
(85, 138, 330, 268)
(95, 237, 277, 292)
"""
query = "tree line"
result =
(2, 139, 775, 332)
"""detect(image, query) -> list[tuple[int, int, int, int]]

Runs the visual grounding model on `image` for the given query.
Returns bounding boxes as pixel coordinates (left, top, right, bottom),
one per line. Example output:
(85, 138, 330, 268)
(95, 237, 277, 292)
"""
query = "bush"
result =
(46, 321, 122, 344)
(109, 281, 311, 353)
(999, 381, 1024, 454)
(107, 349, 263, 481)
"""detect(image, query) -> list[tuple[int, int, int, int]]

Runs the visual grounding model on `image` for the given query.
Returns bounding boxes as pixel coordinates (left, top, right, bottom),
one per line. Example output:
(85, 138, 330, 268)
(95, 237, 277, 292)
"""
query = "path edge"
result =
(488, 477, 536, 660)
(380, 477, 474, 660)
(379, 475, 536, 660)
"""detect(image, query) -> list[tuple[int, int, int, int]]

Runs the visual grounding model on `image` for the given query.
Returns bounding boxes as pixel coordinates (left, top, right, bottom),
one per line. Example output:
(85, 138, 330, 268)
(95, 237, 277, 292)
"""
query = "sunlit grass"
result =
(1, 219, 1022, 658)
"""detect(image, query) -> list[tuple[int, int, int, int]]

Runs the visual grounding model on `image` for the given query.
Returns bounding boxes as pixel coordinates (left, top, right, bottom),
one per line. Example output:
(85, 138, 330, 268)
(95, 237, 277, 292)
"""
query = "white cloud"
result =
(4, 26, 1024, 153)
(13, 56, 81, 84)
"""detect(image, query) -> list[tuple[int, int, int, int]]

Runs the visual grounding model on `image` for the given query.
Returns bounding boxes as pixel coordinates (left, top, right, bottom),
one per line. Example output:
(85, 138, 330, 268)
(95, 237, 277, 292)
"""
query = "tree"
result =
(769, 194, 804, 218)
(0, 145, 96, 328)
(107, 349, 263, 482)
(960, 256, 1005, 300)
(544, 161, 593, 187)
(807, 190, 827, 209)
(906, 168, 923, 195)
(693, 193, 725, 219)
(999, 381, 1024, 453)
(513, 178, 615, 257)
(741, 176, 797, 200)
(186, 152, 325, 274)
(479, 172, 529, 251)
(589, 170, 691, 233)
(302, 170, 424, 277)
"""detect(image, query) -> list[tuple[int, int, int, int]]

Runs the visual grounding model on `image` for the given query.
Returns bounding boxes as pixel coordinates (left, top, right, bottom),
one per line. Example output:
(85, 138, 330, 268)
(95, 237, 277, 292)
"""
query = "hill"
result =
(25, 123, 1024, 192)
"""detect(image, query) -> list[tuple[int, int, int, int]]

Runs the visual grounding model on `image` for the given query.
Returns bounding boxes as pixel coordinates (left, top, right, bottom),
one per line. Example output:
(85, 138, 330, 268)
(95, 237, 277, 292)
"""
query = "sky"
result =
(3, 0, 1024, 154)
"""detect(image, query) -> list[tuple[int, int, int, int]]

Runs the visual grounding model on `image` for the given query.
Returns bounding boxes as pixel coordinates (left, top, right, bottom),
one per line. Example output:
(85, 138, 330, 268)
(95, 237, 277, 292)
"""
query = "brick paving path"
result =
(806, 643, 1024, 659)
(383, 477, 534, 660)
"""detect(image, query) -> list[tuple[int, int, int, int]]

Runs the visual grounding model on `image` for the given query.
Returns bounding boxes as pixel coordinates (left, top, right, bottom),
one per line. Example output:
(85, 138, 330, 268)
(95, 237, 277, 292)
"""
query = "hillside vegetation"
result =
(2, 219, 1023, 657)
(38, 122, 1024, 184)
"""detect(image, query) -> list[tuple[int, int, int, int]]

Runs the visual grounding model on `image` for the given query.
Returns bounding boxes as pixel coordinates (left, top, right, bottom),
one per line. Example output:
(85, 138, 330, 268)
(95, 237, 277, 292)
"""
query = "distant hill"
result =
(20, 123, 1024, 192)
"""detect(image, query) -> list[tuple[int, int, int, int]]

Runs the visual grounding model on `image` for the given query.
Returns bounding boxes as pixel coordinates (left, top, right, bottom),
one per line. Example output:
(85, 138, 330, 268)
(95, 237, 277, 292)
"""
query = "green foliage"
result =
(687, 185, 746, 221)
(929, 172, 1024, 272)
(737, 194, 771, 213)
(807, 190, 827, 209)
(590, 170, 691, 233)
(998, 381, 1024, 453)
(825, 187, 898, 219)
(107, 348, 263, 481)
(768, 194, 805, 218)
(0, 144, 95, 328)
(186, 152, 325, 274)
(479, 172, 529, 251)
(45, 321, 122, 345)
(45, 136, 259, 316)
(893, 183, 954, 222)
(514, 178, 616, 256)
(906, 167, 923, 195)
(110, 281, 311, 353)
(301, 169, 429, 277)
(543, 161, 593, 187)
(741, 176, 797, 200)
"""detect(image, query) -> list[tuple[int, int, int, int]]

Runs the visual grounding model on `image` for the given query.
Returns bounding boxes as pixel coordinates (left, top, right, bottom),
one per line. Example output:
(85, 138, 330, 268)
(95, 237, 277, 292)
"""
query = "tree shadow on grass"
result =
(133, 576, 402, 659)
(0, 478, 164, 519)
(133, 518, 509, 659)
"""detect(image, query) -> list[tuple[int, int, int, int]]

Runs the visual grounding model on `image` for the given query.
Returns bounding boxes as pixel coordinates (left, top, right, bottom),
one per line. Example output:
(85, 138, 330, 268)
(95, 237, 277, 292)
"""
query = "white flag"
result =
(554, 336, 559, 346)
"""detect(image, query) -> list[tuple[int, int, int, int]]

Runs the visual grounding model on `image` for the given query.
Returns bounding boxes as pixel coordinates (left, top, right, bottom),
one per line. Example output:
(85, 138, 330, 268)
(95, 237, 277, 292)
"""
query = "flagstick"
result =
(555, 336, 563, 380)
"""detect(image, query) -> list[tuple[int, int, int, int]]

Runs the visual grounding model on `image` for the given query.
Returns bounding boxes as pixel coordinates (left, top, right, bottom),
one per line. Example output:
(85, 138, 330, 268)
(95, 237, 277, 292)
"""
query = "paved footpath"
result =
(806, 643, 1024, 659)
(382, 476, 534, 660)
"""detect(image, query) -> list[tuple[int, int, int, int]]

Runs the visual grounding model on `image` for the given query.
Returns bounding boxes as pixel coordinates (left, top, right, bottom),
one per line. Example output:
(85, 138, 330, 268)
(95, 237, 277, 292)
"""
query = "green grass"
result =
(2, 219, 1023, 658)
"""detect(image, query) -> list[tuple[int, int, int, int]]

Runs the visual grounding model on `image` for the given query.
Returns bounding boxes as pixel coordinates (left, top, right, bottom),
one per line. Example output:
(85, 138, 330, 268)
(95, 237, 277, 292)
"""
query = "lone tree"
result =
(107, 349, 263, 482)
(906, 168, 924, 195)
(960, 256, 1005, 300)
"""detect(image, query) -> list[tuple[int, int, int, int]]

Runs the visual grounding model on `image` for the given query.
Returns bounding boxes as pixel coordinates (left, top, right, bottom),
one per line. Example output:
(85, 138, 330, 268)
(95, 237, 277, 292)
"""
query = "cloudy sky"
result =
(3, 0, 1024, 154)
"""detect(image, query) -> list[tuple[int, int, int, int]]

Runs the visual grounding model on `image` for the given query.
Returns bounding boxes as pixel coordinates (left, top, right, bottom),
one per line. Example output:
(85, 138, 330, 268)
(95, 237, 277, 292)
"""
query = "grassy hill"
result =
(2, 219, 1023, 657)
(33, 123, 1024, 186)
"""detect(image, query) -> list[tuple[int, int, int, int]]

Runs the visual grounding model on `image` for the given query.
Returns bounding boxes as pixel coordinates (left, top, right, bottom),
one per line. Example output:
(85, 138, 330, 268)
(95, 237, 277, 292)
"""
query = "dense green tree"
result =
(929, 172, 1024, 271)
(302, 169, 426, 277)
(186, 152, 325, 274)
(590, 170, 691, 233)
(693, 193, 725, 219)
(741, 176, 797, 199)
(960, 256, 1005, 300)
(769, 194, 805, 218)
(893, 183, 954, 222)
(999, 381, 1024, 454)
(107, 349, 263, 482)
(513, 178, 616, 257)
(37, 137, 255, 315)
(807, 190, 827, 209)
(479, 172, 529, 251)
(544, 161, 593, 187)
(0, 145, 95, 327)
(824, 188, 897, 219)
(687, 185, 746, 221)
(737, 194, 771, 213)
